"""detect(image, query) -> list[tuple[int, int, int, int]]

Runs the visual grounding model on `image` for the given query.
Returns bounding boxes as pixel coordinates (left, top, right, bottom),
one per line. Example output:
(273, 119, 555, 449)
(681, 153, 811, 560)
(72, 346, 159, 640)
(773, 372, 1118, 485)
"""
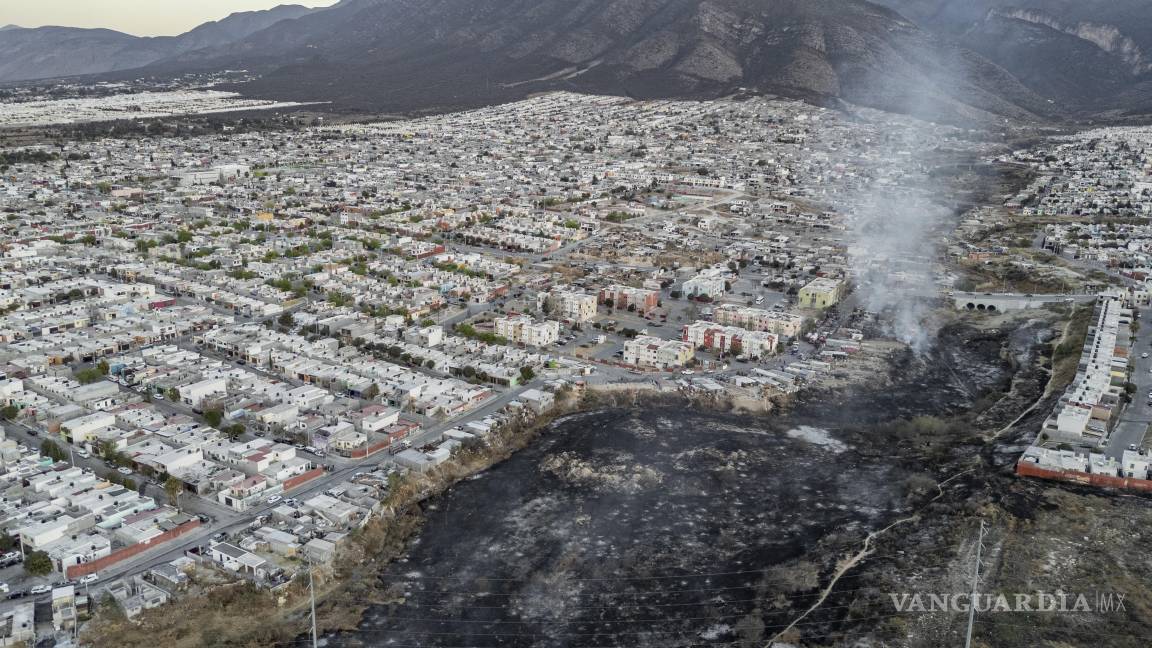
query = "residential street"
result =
(1107, 307, 1152, 459)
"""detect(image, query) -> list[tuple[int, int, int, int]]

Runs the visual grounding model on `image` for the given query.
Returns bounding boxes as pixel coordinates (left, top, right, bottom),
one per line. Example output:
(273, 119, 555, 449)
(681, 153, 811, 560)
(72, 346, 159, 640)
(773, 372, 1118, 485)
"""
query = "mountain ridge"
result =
(0, 4, 322, 83)
(137, 0, 1053, 123)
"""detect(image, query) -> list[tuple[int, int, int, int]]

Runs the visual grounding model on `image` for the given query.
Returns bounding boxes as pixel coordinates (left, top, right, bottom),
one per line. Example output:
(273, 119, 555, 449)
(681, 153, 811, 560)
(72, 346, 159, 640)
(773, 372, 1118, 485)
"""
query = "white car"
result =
(29, 585, 51, 595)
(75, 449, 90, 459)
(78, 574, 99, 585)
(266, 495, 282, 505)
(1144, 353, 1150, 359)
(116, 467, 132, 476)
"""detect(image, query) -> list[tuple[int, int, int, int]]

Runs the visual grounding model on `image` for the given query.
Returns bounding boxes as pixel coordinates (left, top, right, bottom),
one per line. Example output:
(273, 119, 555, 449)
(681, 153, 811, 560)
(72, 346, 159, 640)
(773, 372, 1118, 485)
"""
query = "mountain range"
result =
(872, 0, 1152, 116)
(4, 0, 1152, 122)
(0, 4, 321, 83)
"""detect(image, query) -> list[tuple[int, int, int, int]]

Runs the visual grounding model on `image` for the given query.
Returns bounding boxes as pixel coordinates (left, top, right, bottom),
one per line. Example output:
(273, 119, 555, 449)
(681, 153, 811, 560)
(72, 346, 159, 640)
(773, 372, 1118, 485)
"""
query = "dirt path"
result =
(765, 469, 975, 647)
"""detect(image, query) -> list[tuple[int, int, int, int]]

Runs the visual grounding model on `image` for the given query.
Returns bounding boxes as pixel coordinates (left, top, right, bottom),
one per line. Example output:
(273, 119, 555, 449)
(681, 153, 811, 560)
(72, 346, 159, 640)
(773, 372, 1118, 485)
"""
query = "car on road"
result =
(78, 574, 99, 585)
(266, 495, 282, 505)
(1130, 444, 1140, 452)
(75, 449, 90, 459)
(1144, 353, 1150, 359)
(29, 585, 51, 596)
(0, 583, 8, 594)
(0, 552, 21, 563)
(5, 590, 26, 600)
(116, 467, 132, 476)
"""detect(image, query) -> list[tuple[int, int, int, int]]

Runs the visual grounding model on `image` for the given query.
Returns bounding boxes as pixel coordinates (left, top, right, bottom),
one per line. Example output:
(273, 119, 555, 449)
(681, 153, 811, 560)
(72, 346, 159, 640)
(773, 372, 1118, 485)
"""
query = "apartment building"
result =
(623, 335, 694, 369)
(494, 316, 561, 347)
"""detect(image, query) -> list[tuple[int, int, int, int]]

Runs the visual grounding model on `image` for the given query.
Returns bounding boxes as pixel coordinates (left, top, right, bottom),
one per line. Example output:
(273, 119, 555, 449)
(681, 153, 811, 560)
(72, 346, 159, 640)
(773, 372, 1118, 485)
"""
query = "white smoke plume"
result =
(848, 180, 947, 353)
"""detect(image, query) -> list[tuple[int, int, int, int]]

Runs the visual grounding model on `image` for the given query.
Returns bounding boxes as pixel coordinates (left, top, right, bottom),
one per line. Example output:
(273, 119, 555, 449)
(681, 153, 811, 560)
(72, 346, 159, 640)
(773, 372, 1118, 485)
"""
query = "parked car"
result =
(266, 495, 282, 505)
(29, 585, 51, 595)
(78, 574, 99, 585)
(116, 467, 132, 476)
(0, 583, 8, 594)
(75, 449, 90, 459)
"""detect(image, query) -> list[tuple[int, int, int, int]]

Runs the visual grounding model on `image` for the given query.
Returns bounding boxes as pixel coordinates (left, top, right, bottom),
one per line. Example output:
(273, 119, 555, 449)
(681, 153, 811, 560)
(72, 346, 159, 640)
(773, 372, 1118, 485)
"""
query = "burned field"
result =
(318, 319, 1034, 647)
(341, 407, 913, 648)
(320, 314, 1152, 648)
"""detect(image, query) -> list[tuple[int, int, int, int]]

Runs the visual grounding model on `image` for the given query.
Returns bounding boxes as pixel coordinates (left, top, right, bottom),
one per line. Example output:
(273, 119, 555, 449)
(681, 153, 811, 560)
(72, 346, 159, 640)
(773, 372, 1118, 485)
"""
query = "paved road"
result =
(1106, 308, 1152, 459)
(0, 377, 538, 613)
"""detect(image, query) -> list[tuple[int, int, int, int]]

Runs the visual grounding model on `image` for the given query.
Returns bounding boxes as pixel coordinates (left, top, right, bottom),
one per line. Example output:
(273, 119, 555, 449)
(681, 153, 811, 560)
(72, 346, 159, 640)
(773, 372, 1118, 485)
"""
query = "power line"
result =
(963, 519, 987, 648)
(308, 561, 318, 648)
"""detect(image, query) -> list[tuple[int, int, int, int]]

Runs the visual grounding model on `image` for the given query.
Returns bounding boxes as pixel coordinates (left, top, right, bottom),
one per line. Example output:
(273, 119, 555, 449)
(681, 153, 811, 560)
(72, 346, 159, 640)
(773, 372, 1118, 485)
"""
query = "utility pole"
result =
(308, 562, 319, 648)
(964, 520, 987, 648)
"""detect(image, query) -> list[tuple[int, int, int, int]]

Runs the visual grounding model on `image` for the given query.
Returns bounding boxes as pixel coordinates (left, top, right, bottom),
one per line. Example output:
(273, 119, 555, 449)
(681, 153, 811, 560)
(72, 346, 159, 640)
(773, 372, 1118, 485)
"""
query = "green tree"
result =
(98, 440, 118, 460)
(75, 367, 103, 384)
(98, 592, 126, 621)
(96, 359, 110, 375)
(278, 311, 295, 328)
(23, 550, 52, 577)
(203, 409, 224, 428)
(165, 477, 183, 510)
(519, 366, 536, 382)
(166, 387, 180, 402)
(0, 405, 17, 420)
(223, 424, 245, 441)
(40, 439, 66, 462)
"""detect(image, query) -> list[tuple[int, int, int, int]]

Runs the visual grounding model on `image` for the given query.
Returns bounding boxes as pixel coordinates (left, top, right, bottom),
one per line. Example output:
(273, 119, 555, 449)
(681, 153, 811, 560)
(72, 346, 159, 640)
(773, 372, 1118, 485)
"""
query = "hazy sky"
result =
(1, 1, 340, 36)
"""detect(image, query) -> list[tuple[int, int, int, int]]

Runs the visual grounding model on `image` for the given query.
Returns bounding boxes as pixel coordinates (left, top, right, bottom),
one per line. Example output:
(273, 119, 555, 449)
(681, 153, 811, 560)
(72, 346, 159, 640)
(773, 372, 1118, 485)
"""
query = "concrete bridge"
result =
(951, 292, 1098, 312)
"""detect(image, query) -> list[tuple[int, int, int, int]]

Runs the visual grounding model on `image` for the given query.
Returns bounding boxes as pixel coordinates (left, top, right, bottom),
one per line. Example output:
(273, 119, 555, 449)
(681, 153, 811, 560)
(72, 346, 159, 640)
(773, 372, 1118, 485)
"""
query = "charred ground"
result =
(306, 310, 1152, 648)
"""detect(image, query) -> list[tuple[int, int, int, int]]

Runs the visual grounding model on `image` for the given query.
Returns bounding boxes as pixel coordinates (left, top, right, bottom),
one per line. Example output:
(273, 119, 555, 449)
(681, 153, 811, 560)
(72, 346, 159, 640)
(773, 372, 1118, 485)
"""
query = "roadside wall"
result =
(283, 467, 325, 492)
(65, 519, 201, 579)
(1016, 461, 1152, 493)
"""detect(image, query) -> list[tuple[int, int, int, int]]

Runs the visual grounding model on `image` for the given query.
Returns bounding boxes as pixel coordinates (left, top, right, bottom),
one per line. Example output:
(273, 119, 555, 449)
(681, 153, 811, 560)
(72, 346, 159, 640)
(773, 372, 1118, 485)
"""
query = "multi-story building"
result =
(682, 276, 727, 299)
(798, 278, 845, 309)
(712, 304, 805, 337)
(622, 335, 694, 369)
(599, 284, 659, 313)
(539, 289, 598, 323)
(494, 316, 561, 347)
(682, 321, 779, 358)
